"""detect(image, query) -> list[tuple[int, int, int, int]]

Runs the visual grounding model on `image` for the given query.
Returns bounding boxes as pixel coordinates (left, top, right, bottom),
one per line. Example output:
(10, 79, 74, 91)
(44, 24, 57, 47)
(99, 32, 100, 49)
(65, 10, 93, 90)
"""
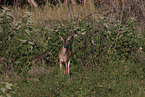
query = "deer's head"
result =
(59, 36, 72, 48)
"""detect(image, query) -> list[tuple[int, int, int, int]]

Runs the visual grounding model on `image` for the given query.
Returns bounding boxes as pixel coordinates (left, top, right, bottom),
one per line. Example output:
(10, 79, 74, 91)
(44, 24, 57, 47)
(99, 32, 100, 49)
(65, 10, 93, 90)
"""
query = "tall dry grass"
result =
(11, 1, 104, 26)
(7, 0, 145, 32)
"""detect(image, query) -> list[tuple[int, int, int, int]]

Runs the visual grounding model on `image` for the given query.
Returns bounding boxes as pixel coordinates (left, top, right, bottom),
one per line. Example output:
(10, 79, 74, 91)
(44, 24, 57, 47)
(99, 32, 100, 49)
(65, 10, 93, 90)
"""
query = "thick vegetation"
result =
(0, 1, 145, 97)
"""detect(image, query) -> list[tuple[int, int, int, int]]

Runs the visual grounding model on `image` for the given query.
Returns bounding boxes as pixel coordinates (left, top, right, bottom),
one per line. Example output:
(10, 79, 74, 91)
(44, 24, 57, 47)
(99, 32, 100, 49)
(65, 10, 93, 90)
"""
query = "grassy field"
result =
(0, 1, 145, 97)
(1, 61, 144, 97)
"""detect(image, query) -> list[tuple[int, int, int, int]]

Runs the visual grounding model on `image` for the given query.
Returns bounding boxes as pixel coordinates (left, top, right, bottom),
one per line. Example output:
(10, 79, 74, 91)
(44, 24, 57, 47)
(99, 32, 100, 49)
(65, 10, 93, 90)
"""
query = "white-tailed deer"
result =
(58, 36, 72, 75)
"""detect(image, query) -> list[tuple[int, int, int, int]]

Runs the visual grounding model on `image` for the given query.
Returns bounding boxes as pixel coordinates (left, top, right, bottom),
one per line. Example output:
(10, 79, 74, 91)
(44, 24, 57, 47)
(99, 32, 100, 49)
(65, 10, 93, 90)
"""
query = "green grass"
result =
(2, 61, 142, 97)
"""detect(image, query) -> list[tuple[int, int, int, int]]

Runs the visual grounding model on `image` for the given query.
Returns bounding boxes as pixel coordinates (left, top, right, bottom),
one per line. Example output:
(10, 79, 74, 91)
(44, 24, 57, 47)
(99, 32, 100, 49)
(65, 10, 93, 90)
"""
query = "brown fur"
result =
(58, 36, 72, 75)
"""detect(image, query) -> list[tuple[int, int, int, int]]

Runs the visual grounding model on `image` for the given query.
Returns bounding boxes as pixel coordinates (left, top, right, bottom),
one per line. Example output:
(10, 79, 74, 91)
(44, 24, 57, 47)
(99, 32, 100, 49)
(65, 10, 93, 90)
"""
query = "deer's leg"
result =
(60, 61, 62, 69)
(68, 60, 70, 76)
(65, 62, 68, 74)
(60, 61, 63, 74)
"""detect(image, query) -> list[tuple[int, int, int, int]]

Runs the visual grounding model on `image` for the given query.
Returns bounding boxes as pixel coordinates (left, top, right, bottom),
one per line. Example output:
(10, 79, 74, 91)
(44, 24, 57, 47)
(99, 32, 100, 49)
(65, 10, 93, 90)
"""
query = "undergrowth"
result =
(13, 61, 145, 97)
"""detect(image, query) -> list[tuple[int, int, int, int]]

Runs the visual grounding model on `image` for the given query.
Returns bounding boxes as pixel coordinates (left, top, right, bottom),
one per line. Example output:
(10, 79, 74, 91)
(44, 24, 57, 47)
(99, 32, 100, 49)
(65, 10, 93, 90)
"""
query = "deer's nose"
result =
(64, 44, 67, 48)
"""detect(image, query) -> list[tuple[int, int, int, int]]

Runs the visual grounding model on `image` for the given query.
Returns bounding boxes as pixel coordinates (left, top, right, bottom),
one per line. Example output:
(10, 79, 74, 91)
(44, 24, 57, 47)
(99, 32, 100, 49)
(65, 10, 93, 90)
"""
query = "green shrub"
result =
(52, 17, 141, 67)
(0, 7, 142, 78)
(0, 8, 37, 78)
(92, 17, 141, 63)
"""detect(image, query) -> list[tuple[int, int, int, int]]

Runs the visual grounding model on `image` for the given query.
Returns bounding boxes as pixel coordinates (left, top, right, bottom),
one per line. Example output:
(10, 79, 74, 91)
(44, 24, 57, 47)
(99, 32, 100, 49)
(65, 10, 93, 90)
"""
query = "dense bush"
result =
(97, 17, 140, 61)
(0, 8, 38, 77)
(54, 17, 141, 66)
(0, 7, 142, 76)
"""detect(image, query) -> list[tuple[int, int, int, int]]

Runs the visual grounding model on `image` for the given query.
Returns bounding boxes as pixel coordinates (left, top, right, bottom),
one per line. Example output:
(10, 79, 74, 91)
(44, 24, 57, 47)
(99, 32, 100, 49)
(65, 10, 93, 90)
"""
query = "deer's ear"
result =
(67, 36, 72, 41)
(59, 36, 64, 41)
